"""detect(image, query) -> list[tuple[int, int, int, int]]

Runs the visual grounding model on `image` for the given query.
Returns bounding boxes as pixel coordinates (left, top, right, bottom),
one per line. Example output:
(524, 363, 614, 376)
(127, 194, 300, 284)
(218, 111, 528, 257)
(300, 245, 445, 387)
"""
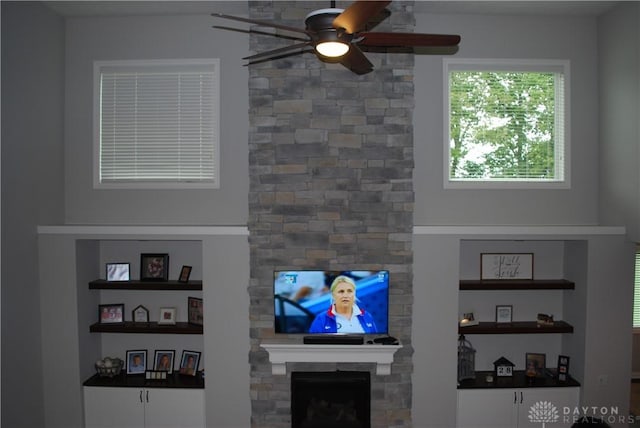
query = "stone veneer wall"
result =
(247, 2, 415, 427)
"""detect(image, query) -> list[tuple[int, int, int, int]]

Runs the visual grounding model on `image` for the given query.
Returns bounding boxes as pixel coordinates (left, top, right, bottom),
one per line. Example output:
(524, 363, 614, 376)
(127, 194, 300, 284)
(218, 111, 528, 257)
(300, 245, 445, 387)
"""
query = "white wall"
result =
(63, 12, 249, 225)
(1, 3, 65, 428)
(598, 2, 640, 242)
(414, 12, 600, 226)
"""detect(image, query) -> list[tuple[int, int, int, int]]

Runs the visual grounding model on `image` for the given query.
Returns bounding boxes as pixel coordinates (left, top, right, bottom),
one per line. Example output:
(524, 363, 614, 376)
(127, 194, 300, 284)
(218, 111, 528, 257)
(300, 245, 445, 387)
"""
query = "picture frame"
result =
(525, 352, 546, 378)
(495, 305, 513, 324)
(98, 303, 124, 324)
(140, 253, 169, 281)
(557, 355, 570, 382)
(188, 297, 203, 326)
(132, 304, 149, 324)
(179, 350, 201, 376)
(178, 265, 192, 283)
(106, 262, 130, 281)
(154, 350, 175, 374)
(481, 253, 534, 280)
(126, 350, 147, 375)
(158, 307, 177, 325)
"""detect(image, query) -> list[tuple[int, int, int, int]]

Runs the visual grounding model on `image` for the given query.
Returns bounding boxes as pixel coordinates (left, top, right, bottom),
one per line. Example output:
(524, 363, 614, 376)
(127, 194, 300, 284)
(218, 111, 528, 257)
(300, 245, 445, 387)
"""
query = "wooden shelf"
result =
(90, 321, 203, 334)
(458, 321, 573, 334)
(89, 279, 202, 291)
(459, 279, 574, 290)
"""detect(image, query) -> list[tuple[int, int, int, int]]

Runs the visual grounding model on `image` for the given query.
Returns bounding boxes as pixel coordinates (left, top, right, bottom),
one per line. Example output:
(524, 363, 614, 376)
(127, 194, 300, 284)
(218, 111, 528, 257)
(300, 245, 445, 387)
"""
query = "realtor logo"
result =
(529, 401, 560, 427)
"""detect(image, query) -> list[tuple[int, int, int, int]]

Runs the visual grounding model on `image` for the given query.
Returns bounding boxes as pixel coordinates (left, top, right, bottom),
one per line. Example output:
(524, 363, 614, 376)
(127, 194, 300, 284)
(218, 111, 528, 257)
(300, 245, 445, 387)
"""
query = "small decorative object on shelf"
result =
(154, 350, 175, 374)
(495, 305, 513, 324)
(459, 312, 479, 327)
(480, 253, 534, 280)
(132, 304, 149, 324)
(126, 350, 147, 375)
(557, 355, 570, 382)
(537, 313, 554, 326)
(145, 370, 168, 380)
(493, 356, 515, 377)
(99, 303, 124, 324)
(95, 357, 123, 377)
(188, 297, 203, 326)
(178, 265, 192, 283)
(158, 307, 177, 325)
(140, 253, 169, 281)
(457, 335, 476, 382)
(525, 352, 546, 378)
(106, 262, 130, 281)
(179, 350, 201, 376)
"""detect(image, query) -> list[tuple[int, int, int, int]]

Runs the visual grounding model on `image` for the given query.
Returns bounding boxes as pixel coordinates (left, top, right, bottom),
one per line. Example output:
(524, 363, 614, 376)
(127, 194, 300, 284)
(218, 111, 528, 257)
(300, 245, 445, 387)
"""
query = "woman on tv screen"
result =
(308, 275, 378, 334)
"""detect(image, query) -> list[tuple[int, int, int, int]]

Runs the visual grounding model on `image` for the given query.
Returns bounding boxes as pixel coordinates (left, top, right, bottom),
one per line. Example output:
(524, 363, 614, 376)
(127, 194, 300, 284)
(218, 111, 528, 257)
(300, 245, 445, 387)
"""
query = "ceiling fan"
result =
(212, 1, 461, 75)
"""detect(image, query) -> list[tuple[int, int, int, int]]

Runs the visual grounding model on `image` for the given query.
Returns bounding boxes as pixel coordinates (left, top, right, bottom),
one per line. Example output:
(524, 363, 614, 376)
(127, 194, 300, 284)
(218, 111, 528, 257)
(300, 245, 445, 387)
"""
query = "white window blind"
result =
(633, 248, 640, 328)
(444, 59, 570, 189)
(94, 59, 220, 189)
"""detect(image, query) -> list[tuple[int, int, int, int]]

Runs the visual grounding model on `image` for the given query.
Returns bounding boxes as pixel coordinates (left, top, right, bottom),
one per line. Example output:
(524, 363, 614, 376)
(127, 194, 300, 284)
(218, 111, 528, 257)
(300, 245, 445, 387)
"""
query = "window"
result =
(94, 59, 220, 189)
(633, 247, 640, 328)
(444, 59, 570, 189)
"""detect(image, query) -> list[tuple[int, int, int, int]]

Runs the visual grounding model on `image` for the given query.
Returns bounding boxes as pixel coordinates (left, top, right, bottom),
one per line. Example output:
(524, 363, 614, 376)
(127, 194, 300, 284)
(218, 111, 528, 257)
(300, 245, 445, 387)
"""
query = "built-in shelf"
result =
(260, 342, 402, 376)
(458, 370, 580, 389)
(90, 321, 202, 334)
(89, 279, 202, 291)
(84, 372, 205, 388)
(458, 321, 573, 334)
(459, 279, 574, 290)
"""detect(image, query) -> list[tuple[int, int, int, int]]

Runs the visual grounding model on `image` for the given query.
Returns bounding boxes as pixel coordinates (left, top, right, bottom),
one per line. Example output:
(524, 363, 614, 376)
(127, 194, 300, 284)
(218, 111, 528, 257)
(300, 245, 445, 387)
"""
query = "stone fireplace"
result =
(248, 2, 415, 427)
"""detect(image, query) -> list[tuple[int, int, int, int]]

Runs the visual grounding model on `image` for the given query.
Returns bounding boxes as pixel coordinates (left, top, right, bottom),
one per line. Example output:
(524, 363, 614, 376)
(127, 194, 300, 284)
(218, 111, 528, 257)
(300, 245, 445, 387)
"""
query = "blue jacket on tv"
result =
(308, 305, 378, 334)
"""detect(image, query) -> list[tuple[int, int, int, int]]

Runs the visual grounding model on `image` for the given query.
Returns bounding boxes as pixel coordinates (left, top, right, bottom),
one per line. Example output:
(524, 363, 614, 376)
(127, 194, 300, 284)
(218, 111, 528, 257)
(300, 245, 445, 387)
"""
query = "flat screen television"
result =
(274, 270, 389, 335)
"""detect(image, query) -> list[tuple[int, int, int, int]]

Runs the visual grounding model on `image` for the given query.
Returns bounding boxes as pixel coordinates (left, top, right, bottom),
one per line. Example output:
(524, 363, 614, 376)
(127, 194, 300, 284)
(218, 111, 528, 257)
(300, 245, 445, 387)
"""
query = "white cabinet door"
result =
(457, 389, 517, 428)
(144, 389, 205, 428)
(518, 387, 579, 428)
(84, 387, 145, 428)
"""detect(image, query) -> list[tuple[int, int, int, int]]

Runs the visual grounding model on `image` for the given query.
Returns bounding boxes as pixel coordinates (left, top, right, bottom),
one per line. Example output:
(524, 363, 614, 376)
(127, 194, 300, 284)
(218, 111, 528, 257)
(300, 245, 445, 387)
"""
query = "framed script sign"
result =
(481, 253, 534, 280)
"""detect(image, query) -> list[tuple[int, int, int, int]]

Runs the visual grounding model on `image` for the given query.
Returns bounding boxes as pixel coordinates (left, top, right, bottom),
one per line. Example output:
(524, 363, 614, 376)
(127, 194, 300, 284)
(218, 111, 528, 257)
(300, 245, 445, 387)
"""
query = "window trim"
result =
(93, 58, 221, 190)
(443, 58, 571, 190)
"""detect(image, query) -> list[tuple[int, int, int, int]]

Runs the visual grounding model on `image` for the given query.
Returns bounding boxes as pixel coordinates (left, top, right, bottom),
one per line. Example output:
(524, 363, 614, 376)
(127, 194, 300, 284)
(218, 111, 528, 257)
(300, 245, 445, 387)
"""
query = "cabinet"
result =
(84, 384, 204, 428)
(457, 384, 579, 428)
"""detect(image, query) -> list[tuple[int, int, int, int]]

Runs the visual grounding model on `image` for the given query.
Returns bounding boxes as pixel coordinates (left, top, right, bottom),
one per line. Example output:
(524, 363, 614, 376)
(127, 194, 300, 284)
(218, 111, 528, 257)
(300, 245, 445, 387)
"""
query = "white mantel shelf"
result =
(260, 342, 402, 376)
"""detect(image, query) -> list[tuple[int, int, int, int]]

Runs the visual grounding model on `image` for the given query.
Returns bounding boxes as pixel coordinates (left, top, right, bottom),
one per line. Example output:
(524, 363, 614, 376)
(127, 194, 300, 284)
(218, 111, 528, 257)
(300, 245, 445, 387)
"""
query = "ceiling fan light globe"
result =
(315, 41, 349, 58)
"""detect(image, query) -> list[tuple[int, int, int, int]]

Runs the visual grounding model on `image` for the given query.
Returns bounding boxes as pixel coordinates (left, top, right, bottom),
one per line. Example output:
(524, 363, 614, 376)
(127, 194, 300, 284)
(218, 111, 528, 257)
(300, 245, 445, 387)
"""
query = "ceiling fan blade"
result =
(357, 32, 461, 47)
(212, 13, 309, 36)
(338, 44, 374, 75)
(247, 48, 315, 66)
(243, 42, 312, 61)
(213, 25, 309, 42)
(332, 1, 391, 34)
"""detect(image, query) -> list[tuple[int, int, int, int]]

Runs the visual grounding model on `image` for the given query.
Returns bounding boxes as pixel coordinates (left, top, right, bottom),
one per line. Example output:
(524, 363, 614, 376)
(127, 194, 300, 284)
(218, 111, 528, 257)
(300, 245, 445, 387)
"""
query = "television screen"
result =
(274, 270, 389, 335)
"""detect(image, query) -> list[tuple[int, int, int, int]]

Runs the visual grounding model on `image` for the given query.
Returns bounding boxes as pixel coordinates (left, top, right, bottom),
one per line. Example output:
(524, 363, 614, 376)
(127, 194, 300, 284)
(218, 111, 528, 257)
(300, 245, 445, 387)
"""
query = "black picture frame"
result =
(106, 262, 130, 281)
(98, 303, 124, 324)
(557, 355, 570, 382)
(126, 349, 147, 375)
(525, 352, 546, 378)
(179, 350, 201, 376)
(178, 265, 192, 283)
(154, 350, 175, 374)
(188, 297, 203, 326)
(140, 253, 169, 281)
(495, 305, 513, 324)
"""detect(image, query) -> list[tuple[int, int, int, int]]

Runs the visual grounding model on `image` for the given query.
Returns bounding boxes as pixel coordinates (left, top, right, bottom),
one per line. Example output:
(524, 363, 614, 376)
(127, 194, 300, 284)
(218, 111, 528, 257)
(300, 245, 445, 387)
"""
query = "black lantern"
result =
(457, 335, 476, 382)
